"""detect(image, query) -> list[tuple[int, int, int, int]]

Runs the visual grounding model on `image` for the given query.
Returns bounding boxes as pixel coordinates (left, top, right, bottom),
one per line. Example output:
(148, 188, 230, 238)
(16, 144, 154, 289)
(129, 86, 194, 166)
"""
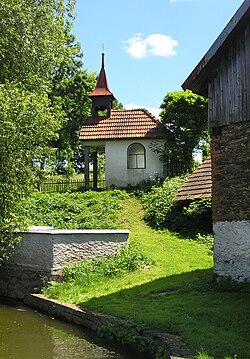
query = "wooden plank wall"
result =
(208, 21, 250, 130)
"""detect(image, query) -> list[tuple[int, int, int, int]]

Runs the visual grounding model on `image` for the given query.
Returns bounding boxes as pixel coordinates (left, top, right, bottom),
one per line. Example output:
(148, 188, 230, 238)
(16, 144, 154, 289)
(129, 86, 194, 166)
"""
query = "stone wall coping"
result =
(21, 226, 130, 235)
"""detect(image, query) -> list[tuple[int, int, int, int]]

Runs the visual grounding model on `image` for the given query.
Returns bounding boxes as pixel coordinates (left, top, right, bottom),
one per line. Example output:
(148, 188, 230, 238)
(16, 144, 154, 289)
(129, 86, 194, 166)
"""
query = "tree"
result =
(0, 83, 64, 261)
(113, 99, 124, 110)
(0, 0, 76, 88)
(51, 48, 124, 174)
(0, 0, 76, 261)
(50, 29, 96, 174)
(159, 90, 208, 165)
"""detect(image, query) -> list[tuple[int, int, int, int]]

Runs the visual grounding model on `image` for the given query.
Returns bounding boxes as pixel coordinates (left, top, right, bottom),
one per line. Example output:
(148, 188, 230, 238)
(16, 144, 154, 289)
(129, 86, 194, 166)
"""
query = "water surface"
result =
(0, 300, 135, 359)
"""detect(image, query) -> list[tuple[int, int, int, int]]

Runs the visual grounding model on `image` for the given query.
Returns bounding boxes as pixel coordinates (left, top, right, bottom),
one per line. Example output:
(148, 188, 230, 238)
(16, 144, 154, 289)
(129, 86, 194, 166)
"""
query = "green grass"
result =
(40, 194, 250, 359)
(17, 189, 128, 229)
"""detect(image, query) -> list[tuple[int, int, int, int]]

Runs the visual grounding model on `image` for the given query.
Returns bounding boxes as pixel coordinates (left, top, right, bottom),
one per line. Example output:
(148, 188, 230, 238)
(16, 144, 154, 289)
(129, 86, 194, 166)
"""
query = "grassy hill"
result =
(20, 190, 250, 358)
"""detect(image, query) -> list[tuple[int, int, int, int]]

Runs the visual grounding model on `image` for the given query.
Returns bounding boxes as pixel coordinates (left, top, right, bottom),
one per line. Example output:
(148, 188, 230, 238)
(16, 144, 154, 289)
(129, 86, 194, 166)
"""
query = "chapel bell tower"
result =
(88, 53, 115, 118)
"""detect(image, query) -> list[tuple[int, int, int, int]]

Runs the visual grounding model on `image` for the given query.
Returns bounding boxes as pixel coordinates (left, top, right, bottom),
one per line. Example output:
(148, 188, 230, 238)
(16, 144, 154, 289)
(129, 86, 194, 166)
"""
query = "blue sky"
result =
(73, 0, 244, 116)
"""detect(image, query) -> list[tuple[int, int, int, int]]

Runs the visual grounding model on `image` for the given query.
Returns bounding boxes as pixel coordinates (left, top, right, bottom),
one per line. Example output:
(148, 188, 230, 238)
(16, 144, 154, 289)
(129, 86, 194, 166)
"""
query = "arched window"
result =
(127, 143, 146, 169)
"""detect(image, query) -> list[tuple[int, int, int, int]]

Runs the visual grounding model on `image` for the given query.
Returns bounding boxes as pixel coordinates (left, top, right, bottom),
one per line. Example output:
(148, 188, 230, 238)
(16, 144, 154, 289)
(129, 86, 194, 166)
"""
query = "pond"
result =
(0, 299, 136, 359)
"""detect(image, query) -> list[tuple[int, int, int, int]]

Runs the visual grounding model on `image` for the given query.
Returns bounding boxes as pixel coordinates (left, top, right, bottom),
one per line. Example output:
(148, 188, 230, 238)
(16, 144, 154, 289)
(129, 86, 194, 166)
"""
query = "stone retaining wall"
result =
(0, 227, 129, 298)
(7, 227, 130, 275)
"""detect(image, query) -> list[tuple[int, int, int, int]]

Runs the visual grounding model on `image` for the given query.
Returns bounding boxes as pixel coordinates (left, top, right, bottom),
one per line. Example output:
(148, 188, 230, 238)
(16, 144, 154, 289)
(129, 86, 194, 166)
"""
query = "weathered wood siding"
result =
(208, 21, 250, 130)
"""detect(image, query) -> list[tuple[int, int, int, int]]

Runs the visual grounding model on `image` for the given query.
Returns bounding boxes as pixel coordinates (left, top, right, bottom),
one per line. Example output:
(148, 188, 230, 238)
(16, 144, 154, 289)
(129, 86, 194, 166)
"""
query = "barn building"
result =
(182, 0, 250, 281)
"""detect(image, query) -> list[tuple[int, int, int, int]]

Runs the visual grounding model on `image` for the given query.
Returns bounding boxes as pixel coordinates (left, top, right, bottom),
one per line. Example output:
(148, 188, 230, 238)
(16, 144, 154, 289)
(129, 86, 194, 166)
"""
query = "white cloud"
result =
(125, 103, 161, 119)
(123, 33, 178, 59)
(123, 34, 147, 59)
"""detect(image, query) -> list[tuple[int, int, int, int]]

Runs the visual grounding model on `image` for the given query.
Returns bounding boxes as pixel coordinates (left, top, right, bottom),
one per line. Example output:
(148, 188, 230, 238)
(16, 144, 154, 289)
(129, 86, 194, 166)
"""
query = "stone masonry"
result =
(211, 121, 250, 222)
(0, 227, 129, 299)
(211, 121, 250, 282)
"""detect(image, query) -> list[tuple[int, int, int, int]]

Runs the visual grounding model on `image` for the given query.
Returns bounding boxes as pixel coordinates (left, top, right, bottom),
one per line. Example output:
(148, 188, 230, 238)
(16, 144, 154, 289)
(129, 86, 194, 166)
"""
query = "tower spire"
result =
(89, 53, 115, 118)
(101, 52, 105, 69)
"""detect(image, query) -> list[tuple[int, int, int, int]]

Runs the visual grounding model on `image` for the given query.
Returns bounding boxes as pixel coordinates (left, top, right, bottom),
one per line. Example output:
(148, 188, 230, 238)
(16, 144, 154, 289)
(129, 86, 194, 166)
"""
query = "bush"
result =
(97, 320, 167, 358)
(142, 177, 212, 237)
(142, 176, 186, 228)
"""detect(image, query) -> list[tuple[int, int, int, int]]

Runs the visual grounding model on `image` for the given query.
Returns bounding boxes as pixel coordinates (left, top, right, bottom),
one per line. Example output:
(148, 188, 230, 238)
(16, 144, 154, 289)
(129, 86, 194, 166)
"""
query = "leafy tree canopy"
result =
(50, 30, 96, 174)
(0, 0, 77, 261)
(51, 59, 124, 174)
(0, 0, 76, 89)
(159, 90, 208, 165)
(113, 99, 124, 110)
(0, 83, 63, 261)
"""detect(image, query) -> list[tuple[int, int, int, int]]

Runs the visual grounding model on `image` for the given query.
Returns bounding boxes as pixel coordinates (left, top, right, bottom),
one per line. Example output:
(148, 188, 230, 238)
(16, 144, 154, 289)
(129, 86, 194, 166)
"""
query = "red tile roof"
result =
(174, 156, 212, 201)
(79, 108, 168, 141)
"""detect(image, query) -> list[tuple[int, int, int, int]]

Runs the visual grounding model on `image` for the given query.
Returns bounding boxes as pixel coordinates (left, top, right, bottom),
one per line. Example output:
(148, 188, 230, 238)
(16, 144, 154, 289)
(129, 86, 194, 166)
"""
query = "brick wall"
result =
(211, 121, 250, 223)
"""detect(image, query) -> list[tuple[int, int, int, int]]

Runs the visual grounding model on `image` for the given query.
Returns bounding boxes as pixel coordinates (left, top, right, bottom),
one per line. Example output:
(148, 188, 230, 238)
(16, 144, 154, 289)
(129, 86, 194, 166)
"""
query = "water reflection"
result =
(0, 301, 135, 359)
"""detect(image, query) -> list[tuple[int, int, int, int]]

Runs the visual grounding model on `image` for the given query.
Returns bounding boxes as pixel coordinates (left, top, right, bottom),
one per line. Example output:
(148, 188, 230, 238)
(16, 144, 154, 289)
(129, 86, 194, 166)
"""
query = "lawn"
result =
(39, 194, 250, 359)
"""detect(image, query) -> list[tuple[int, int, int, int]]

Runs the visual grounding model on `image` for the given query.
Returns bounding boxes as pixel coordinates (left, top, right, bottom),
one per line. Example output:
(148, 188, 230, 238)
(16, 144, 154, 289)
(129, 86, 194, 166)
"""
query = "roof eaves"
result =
(182, 0, 250, 95)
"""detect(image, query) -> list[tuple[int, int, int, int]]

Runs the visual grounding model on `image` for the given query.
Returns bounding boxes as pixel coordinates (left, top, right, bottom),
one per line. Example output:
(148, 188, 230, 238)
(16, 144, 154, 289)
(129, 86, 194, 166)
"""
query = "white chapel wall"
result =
(105, 139, 164, 187)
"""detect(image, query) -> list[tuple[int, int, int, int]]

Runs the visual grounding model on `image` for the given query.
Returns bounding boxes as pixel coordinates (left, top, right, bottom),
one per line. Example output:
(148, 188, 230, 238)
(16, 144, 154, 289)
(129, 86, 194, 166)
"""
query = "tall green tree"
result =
(0, 0, 75, 88)
(51, 42, 124, 174)
(0, 0, 76, 261)
(159, 90, 208, 165)
(50, 29, 96, 174)
(0, 83, 64, 261)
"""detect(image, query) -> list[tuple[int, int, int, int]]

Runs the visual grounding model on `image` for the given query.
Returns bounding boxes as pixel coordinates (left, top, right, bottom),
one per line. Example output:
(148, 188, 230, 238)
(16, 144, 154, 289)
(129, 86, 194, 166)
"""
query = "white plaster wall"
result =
(105, 139, 164, 187)
(6, 230, 53, 271)
(6, 227, 129, 275)
(213, 221, 250, 282)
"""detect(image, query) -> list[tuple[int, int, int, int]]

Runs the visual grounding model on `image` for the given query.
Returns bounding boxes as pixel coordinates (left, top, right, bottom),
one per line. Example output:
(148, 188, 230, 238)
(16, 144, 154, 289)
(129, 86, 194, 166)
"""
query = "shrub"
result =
(142, 176, 186, 228)
(97, 320, 167, 358)
(142, 177, 212, 237)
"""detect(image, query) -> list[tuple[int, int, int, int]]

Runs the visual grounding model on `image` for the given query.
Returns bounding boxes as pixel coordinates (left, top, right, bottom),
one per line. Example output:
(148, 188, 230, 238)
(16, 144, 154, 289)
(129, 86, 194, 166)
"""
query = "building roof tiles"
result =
(174, 156, 212, 201)
(79, 108, 167, 141)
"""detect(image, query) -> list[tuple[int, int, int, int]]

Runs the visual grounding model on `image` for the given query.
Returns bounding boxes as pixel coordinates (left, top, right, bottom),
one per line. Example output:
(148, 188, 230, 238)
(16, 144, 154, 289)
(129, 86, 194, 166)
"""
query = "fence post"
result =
(84, 146, 90, 190)
(93, 152, 98, 189)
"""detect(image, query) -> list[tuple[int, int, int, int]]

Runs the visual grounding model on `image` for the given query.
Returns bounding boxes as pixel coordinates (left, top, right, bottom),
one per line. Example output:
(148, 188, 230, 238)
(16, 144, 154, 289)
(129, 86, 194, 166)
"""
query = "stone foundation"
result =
(211, 121, 250, 282)
(213, 221, 250, 282)
(0, 265, 49, 299)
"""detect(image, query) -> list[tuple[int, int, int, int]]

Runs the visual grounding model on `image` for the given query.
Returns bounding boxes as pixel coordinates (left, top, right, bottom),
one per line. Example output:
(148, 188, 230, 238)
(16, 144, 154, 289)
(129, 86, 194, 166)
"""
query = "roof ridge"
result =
(111, 108, 147, 112)
(111, 108, 161, 124)
(141, 108, 161, 124)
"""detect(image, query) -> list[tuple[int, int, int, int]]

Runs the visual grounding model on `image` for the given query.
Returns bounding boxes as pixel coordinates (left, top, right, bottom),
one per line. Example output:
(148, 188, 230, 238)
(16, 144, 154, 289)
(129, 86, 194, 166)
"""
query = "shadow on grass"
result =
(79, 268, 250, 359)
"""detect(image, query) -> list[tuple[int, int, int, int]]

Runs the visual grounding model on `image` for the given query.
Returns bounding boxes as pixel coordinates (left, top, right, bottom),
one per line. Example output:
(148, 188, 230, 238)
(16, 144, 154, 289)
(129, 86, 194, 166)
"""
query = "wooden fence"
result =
(39, 163, 193, 192)
(163, 162, 194, 177)
(39, 178, 105, 193)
